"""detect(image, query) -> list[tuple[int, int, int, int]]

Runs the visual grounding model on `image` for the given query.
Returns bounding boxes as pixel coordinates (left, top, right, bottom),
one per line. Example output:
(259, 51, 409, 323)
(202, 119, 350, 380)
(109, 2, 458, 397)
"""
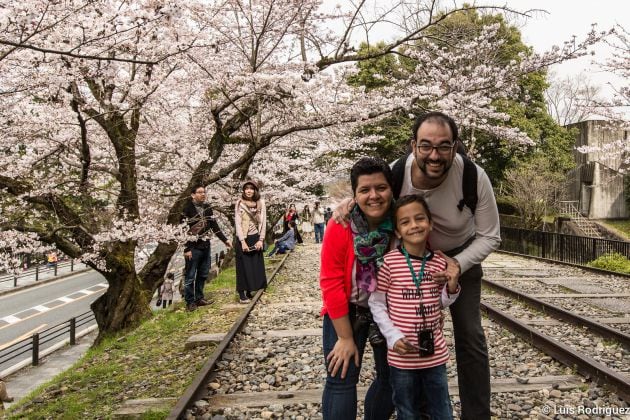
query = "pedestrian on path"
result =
(182, 184, 232, 312)
(234, 179, 267, 304)
(267, 220, 296, 257)
(312, 201, 325, 244)
(160, 272, 175, 308)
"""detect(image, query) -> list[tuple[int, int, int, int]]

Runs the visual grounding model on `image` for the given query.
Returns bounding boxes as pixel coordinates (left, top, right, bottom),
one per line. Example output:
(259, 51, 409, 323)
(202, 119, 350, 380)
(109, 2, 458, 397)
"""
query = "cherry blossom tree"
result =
(0, 0, 607, 340)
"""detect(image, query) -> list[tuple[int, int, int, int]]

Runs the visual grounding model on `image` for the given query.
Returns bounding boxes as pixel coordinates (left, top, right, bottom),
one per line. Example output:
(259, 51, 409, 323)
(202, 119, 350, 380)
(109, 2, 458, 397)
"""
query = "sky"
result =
(486, 0, 628, 92)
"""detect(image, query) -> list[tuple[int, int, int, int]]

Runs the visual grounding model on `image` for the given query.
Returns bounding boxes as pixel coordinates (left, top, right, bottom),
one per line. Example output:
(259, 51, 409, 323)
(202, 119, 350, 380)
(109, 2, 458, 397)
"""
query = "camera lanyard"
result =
(400, 245, 428, 290)
(401, 245, 429, 330)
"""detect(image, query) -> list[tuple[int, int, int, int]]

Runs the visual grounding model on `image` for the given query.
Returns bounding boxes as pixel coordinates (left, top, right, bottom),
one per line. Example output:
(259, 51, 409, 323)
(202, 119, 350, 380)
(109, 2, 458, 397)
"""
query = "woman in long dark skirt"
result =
(234, 179, 267, 303)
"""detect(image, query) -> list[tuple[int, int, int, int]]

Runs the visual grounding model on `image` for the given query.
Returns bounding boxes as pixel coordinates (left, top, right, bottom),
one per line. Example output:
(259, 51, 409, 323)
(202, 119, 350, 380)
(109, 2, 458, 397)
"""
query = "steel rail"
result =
(483, 278, 630, 347)
(482, 301, 630, 402)
(496, 250, 630, 278)
(167, 252, 291, 420)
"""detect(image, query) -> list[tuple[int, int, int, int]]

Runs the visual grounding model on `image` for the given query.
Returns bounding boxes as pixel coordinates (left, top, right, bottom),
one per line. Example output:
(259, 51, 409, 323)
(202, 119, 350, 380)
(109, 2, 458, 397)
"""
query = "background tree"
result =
(503, 155, 565, 229)
(0, 0, 605, 341)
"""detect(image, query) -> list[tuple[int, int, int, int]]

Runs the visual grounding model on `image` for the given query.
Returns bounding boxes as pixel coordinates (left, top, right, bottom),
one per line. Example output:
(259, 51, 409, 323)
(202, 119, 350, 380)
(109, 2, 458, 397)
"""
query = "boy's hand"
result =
(332, 198, 354, 227)
(393, 338, 418, 355)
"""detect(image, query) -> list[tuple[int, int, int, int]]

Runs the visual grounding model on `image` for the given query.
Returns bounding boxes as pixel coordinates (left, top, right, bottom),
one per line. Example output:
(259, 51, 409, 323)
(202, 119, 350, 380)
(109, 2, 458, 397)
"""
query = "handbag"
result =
(156, 298, 162, 307)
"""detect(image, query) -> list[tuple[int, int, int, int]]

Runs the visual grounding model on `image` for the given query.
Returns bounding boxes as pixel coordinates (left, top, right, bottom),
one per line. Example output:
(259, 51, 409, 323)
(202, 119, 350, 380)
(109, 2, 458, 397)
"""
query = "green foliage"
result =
(345, 8, 576, 184)
(587, 253, 630, 274)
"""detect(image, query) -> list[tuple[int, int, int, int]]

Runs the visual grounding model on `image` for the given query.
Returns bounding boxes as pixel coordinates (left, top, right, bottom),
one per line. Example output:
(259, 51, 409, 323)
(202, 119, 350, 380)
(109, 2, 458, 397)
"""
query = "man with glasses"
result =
(397, 111, 500, 419)
(333, 111, 500, 419)
(182, 184, 232, 312)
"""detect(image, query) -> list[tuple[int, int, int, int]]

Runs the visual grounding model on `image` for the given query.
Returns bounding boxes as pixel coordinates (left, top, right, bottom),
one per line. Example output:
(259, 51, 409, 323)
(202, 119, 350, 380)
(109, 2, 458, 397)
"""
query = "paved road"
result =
(0, 271, 105, 373)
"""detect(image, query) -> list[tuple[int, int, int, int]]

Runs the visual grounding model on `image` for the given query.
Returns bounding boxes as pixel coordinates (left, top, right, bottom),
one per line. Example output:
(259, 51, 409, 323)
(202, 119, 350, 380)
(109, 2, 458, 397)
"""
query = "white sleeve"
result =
(440, 284, 460, 308)
(369, 291, 405, 350)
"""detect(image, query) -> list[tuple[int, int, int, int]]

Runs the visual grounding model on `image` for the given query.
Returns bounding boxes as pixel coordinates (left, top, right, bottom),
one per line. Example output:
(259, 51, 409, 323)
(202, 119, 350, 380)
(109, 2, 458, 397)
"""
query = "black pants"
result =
(449, 264, 490, 419)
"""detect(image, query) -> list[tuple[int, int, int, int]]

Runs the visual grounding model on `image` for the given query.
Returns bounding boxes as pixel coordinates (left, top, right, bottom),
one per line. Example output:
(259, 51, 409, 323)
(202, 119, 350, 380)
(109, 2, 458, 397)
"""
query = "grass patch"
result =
(600, 219, 630, 240)
(5, 259, 284, 419)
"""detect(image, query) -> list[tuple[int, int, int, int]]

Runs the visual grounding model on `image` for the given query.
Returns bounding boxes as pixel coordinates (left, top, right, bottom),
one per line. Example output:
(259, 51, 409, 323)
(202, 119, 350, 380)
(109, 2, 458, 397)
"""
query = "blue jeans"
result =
(184, 247, 211, 305)
(321, 308, 394, 420)
(390, 364, 452, 420)
(314, 223, 325, 243)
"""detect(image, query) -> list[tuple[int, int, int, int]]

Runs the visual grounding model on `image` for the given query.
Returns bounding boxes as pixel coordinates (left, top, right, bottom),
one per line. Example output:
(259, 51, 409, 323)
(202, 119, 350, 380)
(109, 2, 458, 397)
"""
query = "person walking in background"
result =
(234, 179, 267, 304)
(284, 203, 303, 244)
(301, 204, 314, 240)
(369, 195, 460, 420)
(182, 184, 232, 312)
(323, 206, 333, 225)
(267, 220, 297, 257)
(313, 201, 325, 244)
(160, 272, 175, 308)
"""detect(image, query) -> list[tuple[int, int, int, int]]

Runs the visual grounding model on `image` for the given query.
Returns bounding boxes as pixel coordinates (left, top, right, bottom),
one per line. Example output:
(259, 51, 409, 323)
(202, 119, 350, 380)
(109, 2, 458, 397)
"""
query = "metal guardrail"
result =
(0, 311, 96, 377)
(500, 227, 630, 265)
(0, 259, 87, 288)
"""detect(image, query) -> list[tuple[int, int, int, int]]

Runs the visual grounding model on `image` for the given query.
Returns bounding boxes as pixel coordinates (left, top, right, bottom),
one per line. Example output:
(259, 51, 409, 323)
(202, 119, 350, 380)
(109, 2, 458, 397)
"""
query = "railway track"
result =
(168, 246, 629, 419)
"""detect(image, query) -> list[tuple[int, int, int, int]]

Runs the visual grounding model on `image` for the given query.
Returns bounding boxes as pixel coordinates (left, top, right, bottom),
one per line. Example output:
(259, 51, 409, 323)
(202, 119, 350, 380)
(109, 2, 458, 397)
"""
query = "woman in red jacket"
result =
(320, 157, 395, 420)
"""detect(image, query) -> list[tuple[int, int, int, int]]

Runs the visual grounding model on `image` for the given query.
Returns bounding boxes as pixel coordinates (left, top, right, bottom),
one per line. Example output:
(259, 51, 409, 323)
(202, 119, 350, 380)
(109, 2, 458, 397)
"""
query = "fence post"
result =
(541, 233, 546, 259)
(70, 318, 76, 345)
(71, 259, 74, 272)
(54, 264, 58, 276)
(32, 333, 40, 366)
(13, 275, 17, 287)
(592, 239, 597, 263)
(35, 266, 39, 281)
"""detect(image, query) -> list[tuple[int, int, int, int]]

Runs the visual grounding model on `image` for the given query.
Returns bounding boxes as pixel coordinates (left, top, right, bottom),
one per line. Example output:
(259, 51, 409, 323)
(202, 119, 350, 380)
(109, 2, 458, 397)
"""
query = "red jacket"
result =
(319, 219, 356, 319)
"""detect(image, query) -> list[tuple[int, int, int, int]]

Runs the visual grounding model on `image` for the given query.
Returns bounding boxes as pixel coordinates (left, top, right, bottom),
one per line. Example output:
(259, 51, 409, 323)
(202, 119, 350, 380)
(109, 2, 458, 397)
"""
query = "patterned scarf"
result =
(350, 204, 393, 292)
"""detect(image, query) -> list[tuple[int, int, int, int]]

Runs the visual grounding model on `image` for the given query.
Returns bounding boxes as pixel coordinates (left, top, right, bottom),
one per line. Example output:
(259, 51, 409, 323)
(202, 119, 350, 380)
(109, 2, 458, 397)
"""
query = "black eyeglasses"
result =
(415, 142, 455, 154)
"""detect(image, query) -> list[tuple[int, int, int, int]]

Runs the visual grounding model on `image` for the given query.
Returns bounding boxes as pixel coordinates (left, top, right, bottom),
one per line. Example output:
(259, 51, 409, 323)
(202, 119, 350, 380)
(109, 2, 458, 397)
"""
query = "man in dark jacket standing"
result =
(182, 184, 232, 311)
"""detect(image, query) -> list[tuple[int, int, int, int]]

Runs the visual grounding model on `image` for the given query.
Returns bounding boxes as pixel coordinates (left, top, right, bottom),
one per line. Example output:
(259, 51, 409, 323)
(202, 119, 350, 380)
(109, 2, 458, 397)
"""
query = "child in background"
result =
(369, 194, 460, 420)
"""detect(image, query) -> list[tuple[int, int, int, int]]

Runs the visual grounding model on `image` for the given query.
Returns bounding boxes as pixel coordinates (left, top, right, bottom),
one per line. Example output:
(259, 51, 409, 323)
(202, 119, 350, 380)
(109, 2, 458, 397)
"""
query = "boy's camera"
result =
(417, 329, 434, 357)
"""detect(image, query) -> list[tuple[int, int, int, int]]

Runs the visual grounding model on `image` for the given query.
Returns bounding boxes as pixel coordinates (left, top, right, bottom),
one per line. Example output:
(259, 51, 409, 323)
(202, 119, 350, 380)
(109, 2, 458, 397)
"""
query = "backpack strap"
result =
(391, 153, 410, 200)
(458, 154, 478, 214)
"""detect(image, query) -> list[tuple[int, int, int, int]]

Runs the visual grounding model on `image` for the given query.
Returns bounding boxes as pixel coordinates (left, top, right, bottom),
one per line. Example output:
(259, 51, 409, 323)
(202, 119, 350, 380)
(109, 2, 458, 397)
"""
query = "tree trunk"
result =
(91, 270, 152, 344)
(90, 240, 153, 343)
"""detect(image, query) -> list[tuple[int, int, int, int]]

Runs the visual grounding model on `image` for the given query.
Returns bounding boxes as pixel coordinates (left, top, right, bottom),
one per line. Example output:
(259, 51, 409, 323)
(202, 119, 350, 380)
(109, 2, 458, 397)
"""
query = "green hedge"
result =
(587, 252, 630, 274)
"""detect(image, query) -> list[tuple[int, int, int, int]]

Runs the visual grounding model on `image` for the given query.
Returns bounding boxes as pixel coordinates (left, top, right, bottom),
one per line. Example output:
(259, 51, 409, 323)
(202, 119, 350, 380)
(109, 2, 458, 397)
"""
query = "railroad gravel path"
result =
(185, 247, 629, 419)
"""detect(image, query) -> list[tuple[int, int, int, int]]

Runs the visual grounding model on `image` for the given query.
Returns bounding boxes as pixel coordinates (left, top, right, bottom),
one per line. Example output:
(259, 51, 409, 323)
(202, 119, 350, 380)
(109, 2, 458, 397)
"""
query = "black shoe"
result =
(196, 298, 213, 306)
(186, 303, 198, 312)
(245, 291, 254, 299)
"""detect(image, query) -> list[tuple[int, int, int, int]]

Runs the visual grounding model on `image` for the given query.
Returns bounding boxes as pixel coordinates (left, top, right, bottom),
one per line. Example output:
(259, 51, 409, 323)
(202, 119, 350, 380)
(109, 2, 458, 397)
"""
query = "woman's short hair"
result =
(350, 157, 394, 193)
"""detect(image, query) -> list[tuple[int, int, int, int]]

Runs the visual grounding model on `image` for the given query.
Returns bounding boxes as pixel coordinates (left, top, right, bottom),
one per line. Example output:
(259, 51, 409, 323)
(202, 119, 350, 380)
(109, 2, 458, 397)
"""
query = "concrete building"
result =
(565, 120, 628, 219)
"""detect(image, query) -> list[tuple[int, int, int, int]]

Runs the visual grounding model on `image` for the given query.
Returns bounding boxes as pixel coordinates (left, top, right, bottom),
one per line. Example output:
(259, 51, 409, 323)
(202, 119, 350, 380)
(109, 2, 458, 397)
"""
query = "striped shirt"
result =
(376, 248, 449, 370)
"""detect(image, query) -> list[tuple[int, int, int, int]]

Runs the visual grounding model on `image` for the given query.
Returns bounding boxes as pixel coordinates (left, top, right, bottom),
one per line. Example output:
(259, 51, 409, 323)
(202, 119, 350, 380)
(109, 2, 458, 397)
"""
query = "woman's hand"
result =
(254, 240, 263, 250)
(240, 240, 248, 251)
(326, 337, 359, 379)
